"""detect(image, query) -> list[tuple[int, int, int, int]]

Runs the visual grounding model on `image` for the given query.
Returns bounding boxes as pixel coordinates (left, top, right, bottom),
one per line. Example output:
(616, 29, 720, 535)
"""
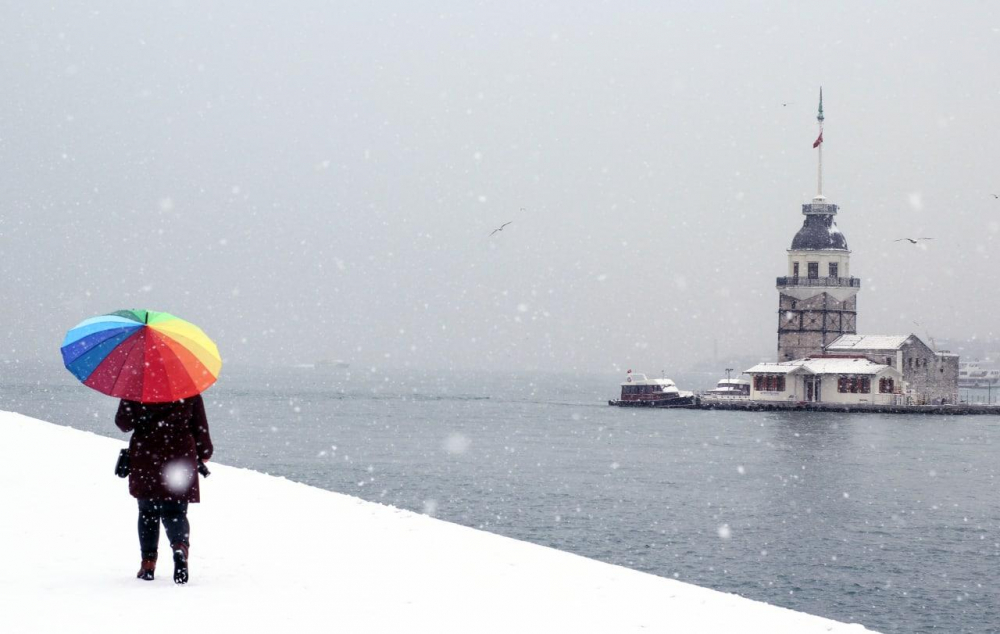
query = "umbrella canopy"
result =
(61, 309, 221, 403)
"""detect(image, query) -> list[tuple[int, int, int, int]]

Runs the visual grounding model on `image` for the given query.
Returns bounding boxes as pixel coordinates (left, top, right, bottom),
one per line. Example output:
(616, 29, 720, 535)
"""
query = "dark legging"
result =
(138, 500, 190, 555)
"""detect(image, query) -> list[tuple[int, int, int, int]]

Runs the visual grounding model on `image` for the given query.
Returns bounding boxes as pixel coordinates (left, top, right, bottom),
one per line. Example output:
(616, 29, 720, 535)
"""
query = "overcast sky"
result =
(2, 1, 999, 374)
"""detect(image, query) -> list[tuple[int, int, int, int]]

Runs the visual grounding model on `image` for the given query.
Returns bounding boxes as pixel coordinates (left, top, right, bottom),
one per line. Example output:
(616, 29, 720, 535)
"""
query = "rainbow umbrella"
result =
(61, 309, 221, 403)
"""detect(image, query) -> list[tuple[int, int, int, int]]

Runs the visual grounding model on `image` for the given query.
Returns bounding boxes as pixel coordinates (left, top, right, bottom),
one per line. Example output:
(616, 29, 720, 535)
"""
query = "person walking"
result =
(116, 394, 214, 584)
(61, 310, 222, 583)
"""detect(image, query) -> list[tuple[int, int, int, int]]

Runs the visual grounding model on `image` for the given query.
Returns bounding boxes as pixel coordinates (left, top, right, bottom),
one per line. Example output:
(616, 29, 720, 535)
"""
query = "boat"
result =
(703, 377, 751, 399)
(958, 361, 1000, 388)
(608, 370, 695, 407)
(316, 359, 351, 369)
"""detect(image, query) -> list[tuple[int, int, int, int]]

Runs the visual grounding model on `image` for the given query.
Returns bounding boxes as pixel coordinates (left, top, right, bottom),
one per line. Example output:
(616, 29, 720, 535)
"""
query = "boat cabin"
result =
(619, 373, 681, 401)
(613, 371, 693, 406)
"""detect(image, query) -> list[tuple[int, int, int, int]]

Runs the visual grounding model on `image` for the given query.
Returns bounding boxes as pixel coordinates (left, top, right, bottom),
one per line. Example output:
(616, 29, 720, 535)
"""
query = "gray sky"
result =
(2, 1, 999, 373)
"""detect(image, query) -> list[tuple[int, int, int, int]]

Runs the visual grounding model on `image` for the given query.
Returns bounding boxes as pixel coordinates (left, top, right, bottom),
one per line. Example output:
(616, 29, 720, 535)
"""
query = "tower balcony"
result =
(776, 276, 861, 289)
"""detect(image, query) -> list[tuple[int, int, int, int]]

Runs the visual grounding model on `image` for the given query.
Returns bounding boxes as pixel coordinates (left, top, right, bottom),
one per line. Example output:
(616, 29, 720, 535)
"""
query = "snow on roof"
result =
(800, 357, 892, 375)
(745, 361, 805, 374)
(747, 357, 895, 376)
(621, 373, 677, 387)
(826, 334, 912, 351)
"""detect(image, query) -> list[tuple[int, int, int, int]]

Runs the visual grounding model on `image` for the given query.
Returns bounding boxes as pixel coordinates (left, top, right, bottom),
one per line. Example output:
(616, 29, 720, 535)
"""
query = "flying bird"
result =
(782, 102, 794, 107)
(992, 194, 998, 199)
(894, 237, 934, 244)
(489, 221, 512, 237)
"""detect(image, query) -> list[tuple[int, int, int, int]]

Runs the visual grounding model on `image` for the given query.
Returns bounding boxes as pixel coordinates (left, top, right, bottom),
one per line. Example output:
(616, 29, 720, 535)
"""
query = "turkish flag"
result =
(812, 132, 823, 148)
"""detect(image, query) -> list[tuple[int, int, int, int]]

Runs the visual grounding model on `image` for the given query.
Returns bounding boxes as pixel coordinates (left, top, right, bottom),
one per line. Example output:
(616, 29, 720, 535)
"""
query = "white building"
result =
(823, 334, 959, 404)
(745, 357, 904, 405)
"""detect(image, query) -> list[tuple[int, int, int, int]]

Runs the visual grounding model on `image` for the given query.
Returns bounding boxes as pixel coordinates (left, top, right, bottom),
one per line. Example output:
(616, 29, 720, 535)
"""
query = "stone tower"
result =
(776, 90, 861, 361)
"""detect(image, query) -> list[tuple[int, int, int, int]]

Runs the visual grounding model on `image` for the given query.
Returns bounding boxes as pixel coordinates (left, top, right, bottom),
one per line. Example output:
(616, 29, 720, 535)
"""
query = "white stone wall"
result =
(787, 249, 851, 278)
(750, 381, 794, 401)
(818, 373, 899, 405)
(749, 369, 903, 405)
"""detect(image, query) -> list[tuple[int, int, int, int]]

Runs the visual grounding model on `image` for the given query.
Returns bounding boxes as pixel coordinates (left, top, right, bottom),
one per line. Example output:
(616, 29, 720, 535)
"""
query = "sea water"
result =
(3, 364, 997, 634)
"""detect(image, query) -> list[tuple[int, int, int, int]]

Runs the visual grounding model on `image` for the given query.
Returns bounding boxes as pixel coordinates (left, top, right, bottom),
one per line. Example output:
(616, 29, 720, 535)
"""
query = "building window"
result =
(879, 378, 895, 393)
(886, 357, 892, 366)
(838, 375, 871, 393)
(793, 263, 799, 278)
(808, 262, 819, 279)
(828, 263, 838, 278)
(753, 375, 785, 391)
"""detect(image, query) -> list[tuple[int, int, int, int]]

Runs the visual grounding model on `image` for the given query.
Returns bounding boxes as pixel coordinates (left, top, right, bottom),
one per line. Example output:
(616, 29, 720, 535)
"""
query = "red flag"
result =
(812, 132, 823, 148)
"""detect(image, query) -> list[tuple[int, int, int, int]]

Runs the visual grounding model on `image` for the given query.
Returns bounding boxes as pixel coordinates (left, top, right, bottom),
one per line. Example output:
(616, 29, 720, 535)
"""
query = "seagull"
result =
(489, 221, 512, 237)
(894, 237, 934, 244)
(992, 194, 998, 199)
(782, 102, 794, 107)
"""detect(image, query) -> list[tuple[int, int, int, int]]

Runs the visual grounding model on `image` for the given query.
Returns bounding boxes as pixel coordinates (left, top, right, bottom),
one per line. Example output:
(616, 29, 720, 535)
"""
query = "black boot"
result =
(136, 552, 157, 581)
(171, 543, 189, 584)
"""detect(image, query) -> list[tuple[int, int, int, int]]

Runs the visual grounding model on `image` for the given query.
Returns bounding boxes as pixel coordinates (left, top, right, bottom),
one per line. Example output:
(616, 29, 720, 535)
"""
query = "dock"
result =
(690, 397, 1000, 415)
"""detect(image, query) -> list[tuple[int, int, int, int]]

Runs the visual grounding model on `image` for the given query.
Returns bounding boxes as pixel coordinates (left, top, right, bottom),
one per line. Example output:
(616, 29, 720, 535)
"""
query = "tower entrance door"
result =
(804, 377, 822, 402)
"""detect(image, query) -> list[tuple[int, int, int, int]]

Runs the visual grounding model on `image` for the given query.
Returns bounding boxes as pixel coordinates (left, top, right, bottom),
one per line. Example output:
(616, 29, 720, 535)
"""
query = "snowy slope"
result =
(0, 412, 875, 633)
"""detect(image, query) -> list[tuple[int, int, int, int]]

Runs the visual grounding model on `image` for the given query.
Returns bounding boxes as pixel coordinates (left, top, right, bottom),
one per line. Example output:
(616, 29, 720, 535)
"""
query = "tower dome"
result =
(790, 196, 848, 250)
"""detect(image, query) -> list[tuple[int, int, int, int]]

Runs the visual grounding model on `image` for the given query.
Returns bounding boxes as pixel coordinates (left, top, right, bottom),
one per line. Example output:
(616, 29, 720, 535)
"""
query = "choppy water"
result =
(3, 364, 998, 633)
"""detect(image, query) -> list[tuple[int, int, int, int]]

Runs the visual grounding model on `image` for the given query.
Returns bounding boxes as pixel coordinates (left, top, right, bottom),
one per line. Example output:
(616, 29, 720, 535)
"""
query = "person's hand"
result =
(201, 457, 210, 463)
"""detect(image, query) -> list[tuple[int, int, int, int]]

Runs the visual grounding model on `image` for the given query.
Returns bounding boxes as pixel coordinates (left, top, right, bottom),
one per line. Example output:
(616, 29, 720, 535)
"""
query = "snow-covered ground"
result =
(0, 412, 875, 633)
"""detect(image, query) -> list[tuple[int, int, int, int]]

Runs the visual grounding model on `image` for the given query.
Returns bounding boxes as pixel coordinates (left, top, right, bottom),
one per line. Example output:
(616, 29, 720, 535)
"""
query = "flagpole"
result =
(817, 87, 824, 197)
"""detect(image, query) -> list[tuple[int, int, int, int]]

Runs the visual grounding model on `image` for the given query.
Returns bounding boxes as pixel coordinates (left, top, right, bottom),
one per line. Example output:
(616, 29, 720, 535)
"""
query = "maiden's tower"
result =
(776, 90, 861, 361)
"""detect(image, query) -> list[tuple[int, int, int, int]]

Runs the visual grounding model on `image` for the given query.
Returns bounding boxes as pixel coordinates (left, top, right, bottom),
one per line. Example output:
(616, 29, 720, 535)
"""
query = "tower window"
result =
(793, 263, 799, 278)
(828, 263, 838, 278)
(808, 262, 819, 279)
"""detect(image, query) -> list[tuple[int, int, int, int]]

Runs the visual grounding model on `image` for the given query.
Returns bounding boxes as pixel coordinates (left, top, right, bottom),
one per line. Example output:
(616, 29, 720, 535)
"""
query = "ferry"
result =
(958, 361, 1000, 388)
(608, 370, 695, 407)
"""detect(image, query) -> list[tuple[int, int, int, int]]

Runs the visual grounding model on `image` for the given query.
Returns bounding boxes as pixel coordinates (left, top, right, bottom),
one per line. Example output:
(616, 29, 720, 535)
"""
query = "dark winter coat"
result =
(115, 395, 214, 503)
